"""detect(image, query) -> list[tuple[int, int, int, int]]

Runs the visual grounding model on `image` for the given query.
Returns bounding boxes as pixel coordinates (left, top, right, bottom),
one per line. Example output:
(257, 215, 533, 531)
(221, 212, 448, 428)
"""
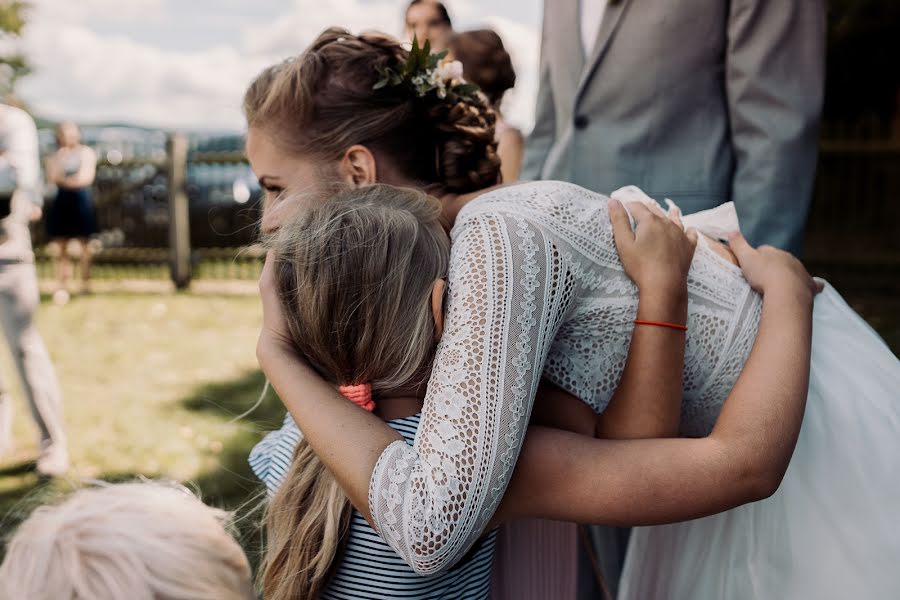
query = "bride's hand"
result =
(257, 251, 295, 366)
(609, 198, 698, 295)
(728, 232, 824, 299)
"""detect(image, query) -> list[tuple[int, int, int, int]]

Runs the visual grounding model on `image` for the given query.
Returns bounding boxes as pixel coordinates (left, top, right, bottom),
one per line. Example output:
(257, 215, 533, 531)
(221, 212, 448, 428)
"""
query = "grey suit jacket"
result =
(522, 0, 826, 254)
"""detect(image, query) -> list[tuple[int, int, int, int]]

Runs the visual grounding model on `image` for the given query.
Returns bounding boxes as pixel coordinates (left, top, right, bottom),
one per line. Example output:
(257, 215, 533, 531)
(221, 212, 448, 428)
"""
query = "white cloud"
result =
(240, 0, 541, 129)
(30, 0, 166, 25)
(19, 22, 267, 129)
(14, 0, 541, 132)
(241, 0, 403, 59)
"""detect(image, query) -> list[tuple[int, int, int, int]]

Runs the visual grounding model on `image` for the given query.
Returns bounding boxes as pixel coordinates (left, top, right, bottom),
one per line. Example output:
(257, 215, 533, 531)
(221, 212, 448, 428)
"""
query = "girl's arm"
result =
(594, 200, 697, 439)
(495, 235, 819, 526)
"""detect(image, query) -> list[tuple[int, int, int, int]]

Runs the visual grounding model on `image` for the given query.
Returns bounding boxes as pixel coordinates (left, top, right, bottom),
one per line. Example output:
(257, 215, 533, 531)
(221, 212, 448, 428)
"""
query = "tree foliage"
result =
(0, 1, 30, 95)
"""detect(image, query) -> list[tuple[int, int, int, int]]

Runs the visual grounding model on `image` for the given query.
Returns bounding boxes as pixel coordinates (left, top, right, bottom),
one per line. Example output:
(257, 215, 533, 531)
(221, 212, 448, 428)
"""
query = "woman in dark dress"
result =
(45, 122, 97, 301)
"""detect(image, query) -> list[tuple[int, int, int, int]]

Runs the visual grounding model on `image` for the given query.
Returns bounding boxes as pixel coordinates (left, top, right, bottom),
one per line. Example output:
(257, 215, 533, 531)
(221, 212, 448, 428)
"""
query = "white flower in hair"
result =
(435, 60, 464, 83)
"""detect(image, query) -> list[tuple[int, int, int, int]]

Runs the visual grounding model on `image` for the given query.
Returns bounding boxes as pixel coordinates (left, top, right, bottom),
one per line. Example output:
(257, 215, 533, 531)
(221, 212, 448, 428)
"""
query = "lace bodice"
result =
(368, 181, 762, 575)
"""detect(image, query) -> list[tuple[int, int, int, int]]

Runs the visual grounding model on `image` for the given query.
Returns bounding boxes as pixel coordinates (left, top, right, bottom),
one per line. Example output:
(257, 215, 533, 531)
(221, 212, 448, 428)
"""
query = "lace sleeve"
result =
(368, 209, 573, 575)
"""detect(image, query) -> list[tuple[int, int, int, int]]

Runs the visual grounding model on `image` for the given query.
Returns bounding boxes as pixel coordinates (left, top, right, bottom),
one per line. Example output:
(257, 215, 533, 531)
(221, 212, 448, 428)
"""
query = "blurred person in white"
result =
(0, 481, 256, 600)
(522, 1, 827, 594)
(404, 0, 453, 52)
(0, 101, 67, 477)
(448, 29, 523, 183)
(44, 121, 98, 302)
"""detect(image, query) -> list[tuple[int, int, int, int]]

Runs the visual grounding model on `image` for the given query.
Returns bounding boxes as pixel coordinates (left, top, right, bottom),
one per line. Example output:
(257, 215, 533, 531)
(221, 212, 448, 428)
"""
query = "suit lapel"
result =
(575, 0, 633, 105)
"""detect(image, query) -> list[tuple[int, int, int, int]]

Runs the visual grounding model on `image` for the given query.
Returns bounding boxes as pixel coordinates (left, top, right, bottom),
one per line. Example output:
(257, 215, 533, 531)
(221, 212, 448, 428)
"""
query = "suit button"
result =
(574, 115, 589, 130)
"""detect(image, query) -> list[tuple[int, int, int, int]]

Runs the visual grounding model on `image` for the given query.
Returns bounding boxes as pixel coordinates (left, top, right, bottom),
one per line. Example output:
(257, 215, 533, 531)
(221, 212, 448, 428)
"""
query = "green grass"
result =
(0, 291, 284, 565)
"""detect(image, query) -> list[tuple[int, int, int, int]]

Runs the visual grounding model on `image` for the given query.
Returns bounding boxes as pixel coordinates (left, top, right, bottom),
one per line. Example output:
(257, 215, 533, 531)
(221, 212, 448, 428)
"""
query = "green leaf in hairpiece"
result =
(427, 49, 449, 70)
(453, 83, 479, 96)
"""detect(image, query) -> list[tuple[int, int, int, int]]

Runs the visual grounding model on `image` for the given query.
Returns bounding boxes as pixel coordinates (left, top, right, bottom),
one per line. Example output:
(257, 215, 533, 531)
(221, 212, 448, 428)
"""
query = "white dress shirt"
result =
(580, 0, 609, 57)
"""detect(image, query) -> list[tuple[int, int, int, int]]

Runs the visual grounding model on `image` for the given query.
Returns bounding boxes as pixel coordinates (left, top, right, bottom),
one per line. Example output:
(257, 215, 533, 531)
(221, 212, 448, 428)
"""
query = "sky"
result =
(15, 0, 543, 133)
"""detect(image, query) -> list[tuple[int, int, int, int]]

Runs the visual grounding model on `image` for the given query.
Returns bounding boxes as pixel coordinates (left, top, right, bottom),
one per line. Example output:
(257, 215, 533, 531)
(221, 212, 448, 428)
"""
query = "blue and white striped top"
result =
(249, 413, 496, 599)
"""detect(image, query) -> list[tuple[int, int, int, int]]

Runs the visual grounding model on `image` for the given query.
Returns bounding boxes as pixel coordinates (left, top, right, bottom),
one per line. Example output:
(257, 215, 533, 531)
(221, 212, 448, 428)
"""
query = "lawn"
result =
(0, 290, 284, 566)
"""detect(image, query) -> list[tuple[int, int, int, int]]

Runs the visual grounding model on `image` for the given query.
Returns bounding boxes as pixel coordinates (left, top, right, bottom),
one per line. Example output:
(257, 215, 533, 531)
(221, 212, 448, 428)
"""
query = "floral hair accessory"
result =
(373, 35, 479, 102)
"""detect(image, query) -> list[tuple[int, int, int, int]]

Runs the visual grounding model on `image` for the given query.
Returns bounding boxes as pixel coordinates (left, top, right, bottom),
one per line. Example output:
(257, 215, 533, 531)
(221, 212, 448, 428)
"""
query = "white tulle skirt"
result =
(619, 283, 900, 600)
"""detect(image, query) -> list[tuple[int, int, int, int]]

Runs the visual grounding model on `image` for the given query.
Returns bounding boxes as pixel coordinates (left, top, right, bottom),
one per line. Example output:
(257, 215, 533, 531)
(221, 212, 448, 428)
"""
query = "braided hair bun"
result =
(243, 27, 501, 193)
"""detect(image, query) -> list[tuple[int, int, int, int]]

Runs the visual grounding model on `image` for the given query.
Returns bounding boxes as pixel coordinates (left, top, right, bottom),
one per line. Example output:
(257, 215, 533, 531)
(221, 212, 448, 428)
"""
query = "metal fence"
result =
(33, 133, 265, 287)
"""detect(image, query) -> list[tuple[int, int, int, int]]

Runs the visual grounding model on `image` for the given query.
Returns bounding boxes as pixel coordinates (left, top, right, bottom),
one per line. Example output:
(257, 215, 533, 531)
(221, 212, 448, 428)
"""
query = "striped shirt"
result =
(249, 413, 496, 599)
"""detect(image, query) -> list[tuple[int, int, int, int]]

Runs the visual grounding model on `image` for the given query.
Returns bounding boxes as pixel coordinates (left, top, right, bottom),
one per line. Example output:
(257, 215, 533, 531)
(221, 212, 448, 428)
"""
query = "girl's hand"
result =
(257, 251, 294, 365)
(728, 232, 824, 299)
(609, 198, 698, 295)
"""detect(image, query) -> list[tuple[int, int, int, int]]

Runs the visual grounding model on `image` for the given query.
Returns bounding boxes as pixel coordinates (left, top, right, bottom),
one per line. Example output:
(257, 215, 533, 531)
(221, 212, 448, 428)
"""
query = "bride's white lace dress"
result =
(254, 180, 900, 597)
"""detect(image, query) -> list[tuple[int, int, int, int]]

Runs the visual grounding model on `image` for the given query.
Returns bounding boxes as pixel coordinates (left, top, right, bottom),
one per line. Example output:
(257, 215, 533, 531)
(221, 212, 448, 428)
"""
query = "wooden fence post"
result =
(167, 133, 191, 289)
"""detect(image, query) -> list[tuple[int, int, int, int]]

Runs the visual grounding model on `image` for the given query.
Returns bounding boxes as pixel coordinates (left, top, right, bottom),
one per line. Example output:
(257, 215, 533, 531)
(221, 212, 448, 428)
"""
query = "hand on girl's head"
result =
(257, 251, 294, 358)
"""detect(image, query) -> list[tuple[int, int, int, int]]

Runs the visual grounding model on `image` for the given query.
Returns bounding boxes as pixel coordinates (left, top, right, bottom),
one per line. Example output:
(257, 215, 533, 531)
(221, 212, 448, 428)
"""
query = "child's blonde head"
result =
(0, 482, 254, 600)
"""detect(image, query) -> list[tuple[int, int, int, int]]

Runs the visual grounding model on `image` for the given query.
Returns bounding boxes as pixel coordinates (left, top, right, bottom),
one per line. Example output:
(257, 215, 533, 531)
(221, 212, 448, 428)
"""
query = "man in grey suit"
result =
(523, 0, 826, 255)
(521, 0, 825, 596)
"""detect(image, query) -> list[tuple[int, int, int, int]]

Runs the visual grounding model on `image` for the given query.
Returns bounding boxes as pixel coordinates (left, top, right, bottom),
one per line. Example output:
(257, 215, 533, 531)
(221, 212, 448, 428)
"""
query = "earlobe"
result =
(338, 145, 378, 188)
(431, 279, 446, 341)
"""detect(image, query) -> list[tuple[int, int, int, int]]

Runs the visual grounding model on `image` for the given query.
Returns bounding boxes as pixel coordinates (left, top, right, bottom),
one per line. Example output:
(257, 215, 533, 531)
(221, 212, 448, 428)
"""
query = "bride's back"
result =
(456, 180, 762, 435)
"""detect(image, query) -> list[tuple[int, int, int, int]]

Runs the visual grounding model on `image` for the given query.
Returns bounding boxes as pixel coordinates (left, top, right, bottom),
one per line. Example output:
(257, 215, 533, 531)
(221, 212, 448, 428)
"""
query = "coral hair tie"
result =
(338, 383, 375, 412)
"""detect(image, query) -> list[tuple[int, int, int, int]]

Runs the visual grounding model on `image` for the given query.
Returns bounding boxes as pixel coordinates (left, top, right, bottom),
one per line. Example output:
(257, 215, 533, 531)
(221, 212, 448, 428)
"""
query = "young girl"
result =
(247, 29, 899, 599)
(0, 482, 255, 600)
(256, 183, 828, 599)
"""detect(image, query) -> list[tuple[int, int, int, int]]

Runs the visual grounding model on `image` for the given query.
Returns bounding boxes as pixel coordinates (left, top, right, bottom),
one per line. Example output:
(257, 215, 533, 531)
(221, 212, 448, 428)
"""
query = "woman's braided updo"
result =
(243, 28, 501, 192)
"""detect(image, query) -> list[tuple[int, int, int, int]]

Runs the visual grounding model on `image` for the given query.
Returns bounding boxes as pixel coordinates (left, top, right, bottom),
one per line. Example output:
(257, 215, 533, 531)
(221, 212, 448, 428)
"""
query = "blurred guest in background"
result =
(45, 121, 97, 301)
(0, 101, 67, 478)
(449, 29, 523, 182)
(522, 1, 826, 596)
(404, 0, 453, 51)
(0, 482, 256, 600)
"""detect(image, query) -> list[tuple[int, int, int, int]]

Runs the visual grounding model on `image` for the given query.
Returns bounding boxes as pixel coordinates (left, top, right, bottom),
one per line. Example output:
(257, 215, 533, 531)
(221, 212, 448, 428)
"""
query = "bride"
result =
(247, 29, 900, 598)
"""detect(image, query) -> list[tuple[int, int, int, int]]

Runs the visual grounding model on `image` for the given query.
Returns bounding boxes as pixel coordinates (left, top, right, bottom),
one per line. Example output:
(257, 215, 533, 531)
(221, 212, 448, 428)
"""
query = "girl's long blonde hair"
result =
(260, 184, 450, 600)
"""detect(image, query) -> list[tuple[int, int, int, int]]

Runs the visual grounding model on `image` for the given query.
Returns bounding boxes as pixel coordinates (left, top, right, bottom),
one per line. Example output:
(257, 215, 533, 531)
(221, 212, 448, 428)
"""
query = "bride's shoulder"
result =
(493, 180, 601, 199)
(461, 180, 607, 216)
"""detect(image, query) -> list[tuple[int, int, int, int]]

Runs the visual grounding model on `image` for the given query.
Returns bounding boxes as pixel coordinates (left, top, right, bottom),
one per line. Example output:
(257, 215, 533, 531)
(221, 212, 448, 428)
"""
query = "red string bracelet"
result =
(634, 319, 688, 332)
